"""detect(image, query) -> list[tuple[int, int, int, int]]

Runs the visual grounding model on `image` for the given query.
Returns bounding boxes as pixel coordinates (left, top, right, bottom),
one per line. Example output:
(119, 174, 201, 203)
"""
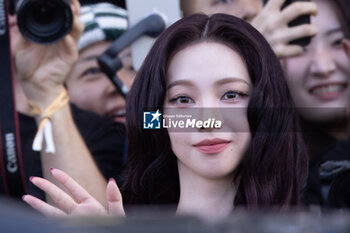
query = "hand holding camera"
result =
(251, 0, 318, 58)
(12, 0, 84, 110)
(13, 0, 74, 44)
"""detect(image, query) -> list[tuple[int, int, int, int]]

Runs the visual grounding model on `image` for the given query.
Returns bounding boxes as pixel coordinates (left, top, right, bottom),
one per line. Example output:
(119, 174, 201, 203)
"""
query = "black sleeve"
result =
(18, 113, 45, 200)
(305, 137, 350, 207)
(71, 104, 126, 181)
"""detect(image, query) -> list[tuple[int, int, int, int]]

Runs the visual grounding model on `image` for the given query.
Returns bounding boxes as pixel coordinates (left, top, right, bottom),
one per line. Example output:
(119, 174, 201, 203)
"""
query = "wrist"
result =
(24, 84, 66, 110)
(29, 89, 70, 153)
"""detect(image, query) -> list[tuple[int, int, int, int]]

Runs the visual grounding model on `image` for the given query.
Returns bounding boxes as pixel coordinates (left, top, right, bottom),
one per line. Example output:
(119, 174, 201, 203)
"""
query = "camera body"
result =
(263, 0, 311, 47)
(12, 0, 73, 44)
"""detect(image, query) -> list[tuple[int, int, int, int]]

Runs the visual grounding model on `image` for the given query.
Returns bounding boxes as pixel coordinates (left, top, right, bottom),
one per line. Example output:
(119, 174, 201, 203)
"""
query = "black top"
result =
(1, 104, 126, 200)
(305, 134, 350, 209)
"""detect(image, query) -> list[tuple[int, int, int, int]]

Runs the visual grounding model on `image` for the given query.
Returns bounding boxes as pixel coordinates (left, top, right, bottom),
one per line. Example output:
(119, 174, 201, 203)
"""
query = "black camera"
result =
(319, 160, 350, 209)
(12, 0, 73, 44)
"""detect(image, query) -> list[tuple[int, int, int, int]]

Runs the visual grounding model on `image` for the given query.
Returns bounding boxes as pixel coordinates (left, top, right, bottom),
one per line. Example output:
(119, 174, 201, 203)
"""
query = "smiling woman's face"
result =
(284, 0, 350, 123)
(164, 41, 251, 180)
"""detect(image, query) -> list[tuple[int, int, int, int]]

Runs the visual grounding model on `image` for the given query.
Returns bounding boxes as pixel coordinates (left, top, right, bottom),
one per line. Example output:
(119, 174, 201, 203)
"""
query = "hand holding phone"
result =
(263, 0, 311, 47)
(251, 0, 318, 58)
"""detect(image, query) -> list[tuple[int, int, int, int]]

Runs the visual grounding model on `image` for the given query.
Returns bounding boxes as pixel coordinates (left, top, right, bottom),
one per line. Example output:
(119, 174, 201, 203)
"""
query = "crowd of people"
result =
(1, 0, 349, 225)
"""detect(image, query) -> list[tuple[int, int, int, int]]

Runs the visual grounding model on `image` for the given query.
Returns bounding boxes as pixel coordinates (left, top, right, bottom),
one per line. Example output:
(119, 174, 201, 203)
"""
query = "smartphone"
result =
(126, 0, 182, 71)
(263, 0, 311, 47)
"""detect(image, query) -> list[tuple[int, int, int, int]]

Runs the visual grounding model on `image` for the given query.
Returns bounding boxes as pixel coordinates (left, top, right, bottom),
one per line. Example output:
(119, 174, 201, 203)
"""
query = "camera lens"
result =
(32, 3, 56, 26)
(16, 0, 73, 44)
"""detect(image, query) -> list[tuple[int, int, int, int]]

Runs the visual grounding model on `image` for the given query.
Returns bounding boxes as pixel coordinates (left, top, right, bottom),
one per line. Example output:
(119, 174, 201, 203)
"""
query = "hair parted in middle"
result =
(123, 13, 307, 208)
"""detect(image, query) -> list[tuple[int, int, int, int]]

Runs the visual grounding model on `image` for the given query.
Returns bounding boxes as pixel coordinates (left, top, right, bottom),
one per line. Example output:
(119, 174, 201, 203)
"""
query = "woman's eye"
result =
(212, 0, 232, 5)
(169, 96, 194, 105)
(332, 39, 342, 48)
(83, 67, 103, 76)
(221, 91, 247, 102)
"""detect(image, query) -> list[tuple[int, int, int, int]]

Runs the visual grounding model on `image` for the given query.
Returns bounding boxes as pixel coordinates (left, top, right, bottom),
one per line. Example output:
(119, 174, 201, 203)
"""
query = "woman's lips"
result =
(309, 83, 347, 101)
(193, 138, 231, 154)
(107, 108, 126, 123)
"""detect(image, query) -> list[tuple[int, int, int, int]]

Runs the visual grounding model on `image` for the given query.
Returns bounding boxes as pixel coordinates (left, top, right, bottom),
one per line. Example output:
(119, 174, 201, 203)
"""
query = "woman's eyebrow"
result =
(215, 77, 250, 86)
(167, 80, 194, 90)
(325, 26, 342, 36)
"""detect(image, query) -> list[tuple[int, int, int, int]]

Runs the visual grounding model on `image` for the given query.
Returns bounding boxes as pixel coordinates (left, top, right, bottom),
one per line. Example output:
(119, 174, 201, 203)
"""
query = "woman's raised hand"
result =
(251, 0, 318, 58)
(22, 168, 125, 216)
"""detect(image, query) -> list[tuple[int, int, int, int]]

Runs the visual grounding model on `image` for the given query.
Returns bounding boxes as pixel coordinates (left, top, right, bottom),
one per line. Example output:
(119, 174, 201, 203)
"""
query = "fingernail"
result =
(22, 195, 27, 200)
(50, 168, 54, 173)
(29, 176, 34, 181)
(109, 178, 116, 184)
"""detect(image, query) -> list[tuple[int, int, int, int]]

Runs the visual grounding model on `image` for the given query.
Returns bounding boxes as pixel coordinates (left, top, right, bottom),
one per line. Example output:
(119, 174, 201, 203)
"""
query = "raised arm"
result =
(12, 0, 108, 206)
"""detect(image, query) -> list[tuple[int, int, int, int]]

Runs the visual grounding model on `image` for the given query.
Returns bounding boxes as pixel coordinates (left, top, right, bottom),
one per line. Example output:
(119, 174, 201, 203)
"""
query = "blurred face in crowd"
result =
(181, 0, 263, 21)
(283, 0, 350, 124)
(66, 42, 136, 124)
(164, 41, 251, 180)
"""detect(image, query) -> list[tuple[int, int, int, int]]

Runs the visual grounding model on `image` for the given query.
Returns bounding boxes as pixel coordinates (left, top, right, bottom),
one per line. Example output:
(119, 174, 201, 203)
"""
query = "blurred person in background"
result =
(181, 0, 350, 209)
(180, 0, 319, 58)
(66, 2, 136, 124)
(282, 0, 350, 208)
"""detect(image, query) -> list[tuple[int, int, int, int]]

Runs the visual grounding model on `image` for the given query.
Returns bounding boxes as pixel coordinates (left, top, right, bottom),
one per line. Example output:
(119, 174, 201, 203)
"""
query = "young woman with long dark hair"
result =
(23, 13, 307, 221)
(283, 0, 350, 208)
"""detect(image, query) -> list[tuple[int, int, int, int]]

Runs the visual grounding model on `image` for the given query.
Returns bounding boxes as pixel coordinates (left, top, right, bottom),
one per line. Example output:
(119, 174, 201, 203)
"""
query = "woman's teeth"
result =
(114, 109, 126, 117)
(311, 84, 345, 95)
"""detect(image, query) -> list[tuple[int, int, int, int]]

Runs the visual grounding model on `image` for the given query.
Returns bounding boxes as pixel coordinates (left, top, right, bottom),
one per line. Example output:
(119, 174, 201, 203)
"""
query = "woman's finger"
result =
(107, 178, 125, 216)
(60, 34, 78, 65)
(280, 2, 318, 25)
(70, 0, 81, 16)
(50, 168, 95, 205)
(274, 44, 304, 58)
(22, 194, 66, 216)
(70, 13, 85, 45)
(264, 0, 285, 11)
(270, 24, 318, 44)
(69, 0, 84, 44)
(30, 176, 77, 214)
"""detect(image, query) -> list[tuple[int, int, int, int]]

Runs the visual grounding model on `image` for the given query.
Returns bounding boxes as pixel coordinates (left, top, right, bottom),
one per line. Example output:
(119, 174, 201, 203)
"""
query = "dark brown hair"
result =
(123, 14, 307, 208)
(335, 0, 350, 37)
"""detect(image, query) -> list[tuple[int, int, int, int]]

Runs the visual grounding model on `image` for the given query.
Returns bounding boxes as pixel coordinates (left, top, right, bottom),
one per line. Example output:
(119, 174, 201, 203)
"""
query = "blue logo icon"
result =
(143, 110, 162, 129)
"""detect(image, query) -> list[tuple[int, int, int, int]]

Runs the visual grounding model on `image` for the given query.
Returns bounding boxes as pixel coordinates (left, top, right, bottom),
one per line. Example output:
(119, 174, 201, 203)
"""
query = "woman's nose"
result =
(196, 98, 223, 132)
(102, 75, 118, 95)
(310, 48, 336, 78)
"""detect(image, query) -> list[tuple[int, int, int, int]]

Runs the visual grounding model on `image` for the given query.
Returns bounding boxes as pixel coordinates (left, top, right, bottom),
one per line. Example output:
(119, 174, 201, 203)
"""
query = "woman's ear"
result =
(342, 39, 350, 58)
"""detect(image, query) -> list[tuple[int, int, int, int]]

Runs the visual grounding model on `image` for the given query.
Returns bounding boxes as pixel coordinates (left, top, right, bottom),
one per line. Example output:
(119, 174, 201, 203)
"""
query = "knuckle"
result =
(293, 2, 304, 13)
(301, 25, 314, 35)
(265, 24, 275, 34)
